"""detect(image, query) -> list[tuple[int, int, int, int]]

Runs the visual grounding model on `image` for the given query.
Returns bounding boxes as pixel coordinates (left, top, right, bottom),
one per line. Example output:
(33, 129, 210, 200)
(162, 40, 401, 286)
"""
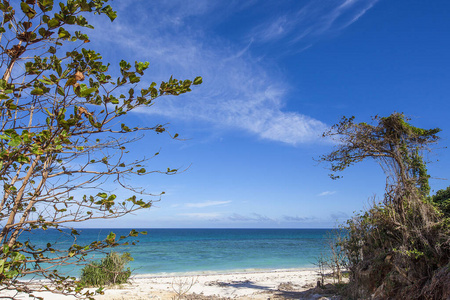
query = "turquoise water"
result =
(19, 228, 333, 277)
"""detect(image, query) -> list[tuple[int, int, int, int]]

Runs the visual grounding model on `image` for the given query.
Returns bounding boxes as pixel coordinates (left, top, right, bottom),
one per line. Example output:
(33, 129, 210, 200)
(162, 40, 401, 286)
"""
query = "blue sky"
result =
(82, 0, 449, 228)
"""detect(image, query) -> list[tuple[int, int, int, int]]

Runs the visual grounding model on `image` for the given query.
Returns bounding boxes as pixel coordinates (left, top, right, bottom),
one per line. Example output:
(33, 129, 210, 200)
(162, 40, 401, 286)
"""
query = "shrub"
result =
(80, 252, 133, 287)
(342, 197, 450, 299)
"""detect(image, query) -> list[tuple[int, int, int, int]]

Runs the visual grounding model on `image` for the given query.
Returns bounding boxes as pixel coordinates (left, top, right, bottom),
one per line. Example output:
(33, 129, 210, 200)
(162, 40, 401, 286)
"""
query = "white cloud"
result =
(87, 0, 377, 145)
(251, 0, 379, 46)
(283, 215, 316, 222)
(318, 191, 337, 197)
(178, 212, 222, 219)
(185, 200, 231, 208)
(330, 211, 349, 220)
(228, 213, 274, 222)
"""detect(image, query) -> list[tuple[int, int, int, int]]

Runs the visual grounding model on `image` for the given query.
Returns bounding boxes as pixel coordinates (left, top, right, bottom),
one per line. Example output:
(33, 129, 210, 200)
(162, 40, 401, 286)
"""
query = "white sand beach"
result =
(96, 268, 343, 299)
(3, 269, 344, 299)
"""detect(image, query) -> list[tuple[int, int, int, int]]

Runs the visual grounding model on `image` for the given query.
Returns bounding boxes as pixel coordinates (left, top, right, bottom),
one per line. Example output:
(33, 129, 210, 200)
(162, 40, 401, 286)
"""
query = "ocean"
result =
(19, 228, 334, 277)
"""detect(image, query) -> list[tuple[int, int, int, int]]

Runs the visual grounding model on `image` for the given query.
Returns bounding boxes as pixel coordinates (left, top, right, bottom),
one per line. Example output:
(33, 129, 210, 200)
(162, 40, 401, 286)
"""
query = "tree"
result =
(321, 113, 440, 216)
(0, 0, 201, 298)
(321, 113, 450, 299)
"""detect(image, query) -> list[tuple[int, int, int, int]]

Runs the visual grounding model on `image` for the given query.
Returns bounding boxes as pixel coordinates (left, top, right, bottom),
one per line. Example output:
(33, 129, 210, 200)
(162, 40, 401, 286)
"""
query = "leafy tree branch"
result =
(0, 1, 202, 298)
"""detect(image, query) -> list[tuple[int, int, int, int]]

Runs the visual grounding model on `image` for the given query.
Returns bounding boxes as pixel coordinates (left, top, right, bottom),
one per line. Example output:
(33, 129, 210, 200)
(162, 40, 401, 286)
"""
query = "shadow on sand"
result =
(193, 280, 344, 299)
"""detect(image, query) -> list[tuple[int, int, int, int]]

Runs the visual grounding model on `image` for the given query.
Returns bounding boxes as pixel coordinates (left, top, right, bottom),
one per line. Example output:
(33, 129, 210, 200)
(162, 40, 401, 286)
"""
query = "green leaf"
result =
(47, 18, 59, 29)
(38, 79, 53, 85)
(79, 87, 97, 97)
(58, 27, 70, 39)
(102, 5, 117, 21)
(65, 77, 77, 87)
(106, 232, 116, 243)
(57, 86, 65, 96)
(20, 2, 36, 19)
(8, 136, 21, 147)
(12, 252, 25, 262)
(17, 155, 30, 164)
(38, 27, 47, 37)
(128, 73, 140, 84)
(193, 76, 203, 85)
(30, 88, 44, 95)
(38, 0, 54, 12)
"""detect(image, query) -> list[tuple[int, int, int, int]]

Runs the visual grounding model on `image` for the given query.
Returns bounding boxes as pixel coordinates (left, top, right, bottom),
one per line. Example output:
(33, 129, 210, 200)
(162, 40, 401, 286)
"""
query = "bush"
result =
(80, 252, 133, 287)
(342, 196, 450, 299)
(430, 186, 450, 219)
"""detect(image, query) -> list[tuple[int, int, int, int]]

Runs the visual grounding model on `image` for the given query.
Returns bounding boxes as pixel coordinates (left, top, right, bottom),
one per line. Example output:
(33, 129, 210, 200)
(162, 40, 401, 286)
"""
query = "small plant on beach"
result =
(80, 252, 133, 287)
(314, 252, 327, 287)
(171, 276, 198, 300)
(315, 228, 347, 286)
(326, 229, 347, 284)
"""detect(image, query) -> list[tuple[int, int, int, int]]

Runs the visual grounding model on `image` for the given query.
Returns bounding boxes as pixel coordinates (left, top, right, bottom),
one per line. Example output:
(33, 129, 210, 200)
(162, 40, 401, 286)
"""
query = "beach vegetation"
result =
(80, 252, 133, 287)
(315, 227, 347, 285)
(0, 0, 201, 298)
(325, 228, 347, 284)
(171, 276, 198, 300)
(321, 113, 450, 299)
(429, 186, 450, 220)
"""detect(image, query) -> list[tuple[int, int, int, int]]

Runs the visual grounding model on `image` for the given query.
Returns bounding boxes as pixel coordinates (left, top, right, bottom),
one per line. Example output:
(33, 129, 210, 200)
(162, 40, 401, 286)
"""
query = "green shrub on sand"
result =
(80, 252, 133, 287)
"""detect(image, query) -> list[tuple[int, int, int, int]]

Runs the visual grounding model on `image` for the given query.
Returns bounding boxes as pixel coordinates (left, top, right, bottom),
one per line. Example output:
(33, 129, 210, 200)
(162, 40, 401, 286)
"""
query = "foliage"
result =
(321, 113, 450, 299)
(430, 186, 450, 219)
(321, 113, 440, 197)
(80, 252, 132, 287)
(0, 0, 201, 298)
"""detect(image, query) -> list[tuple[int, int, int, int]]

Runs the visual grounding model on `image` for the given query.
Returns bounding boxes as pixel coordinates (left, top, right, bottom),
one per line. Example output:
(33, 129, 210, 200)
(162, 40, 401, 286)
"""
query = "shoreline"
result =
(131, 266, 318, 279)
(6, 268, 344, 299)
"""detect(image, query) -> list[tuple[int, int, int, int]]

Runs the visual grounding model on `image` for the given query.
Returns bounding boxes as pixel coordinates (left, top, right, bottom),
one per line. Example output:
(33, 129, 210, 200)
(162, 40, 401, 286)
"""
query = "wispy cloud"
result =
(229, 213, 274, 222)
(283, 215, 315, 222)
(185, 200, 231, 208)
(251, 0, 379, 47)
(318, 191, 337, 197)
(88, 0, 377, 145)
(330, 211, 349, 220)
(178, 212, 222, 220)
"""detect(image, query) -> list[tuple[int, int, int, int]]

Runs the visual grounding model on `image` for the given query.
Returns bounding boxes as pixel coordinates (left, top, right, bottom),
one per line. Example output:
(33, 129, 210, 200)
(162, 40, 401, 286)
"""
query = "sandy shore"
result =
(95, 268, 343, 299)
(4, 269, 344, 299)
